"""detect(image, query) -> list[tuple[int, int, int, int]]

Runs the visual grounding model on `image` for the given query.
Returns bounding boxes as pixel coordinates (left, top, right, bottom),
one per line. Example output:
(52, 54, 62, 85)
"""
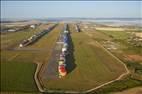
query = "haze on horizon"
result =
(1, 1, 142, 19)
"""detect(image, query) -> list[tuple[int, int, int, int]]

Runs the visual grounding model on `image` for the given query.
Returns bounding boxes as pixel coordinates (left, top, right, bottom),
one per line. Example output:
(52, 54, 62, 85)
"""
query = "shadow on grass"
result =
(66, 32, 76, 74)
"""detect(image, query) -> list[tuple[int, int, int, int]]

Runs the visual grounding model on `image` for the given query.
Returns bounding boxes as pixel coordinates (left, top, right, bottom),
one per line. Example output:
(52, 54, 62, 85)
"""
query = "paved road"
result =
(40, 31, 64, 80)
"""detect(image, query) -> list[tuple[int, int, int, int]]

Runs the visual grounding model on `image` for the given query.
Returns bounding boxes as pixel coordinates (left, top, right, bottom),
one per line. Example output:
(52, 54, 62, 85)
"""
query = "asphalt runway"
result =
(40, 32, 64, 80)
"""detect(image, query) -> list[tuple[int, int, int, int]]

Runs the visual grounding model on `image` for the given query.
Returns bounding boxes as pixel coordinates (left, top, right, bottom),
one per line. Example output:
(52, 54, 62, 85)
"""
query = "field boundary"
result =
(34, 62, 45, 92)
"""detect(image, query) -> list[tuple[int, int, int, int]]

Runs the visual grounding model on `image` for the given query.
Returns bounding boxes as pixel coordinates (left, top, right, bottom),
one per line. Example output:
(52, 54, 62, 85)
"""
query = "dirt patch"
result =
(95, 27, 124, 31)
(84, 32, 93, 37)
(135, 32, 142, 38)
(88, 41, 101, 48)
(124, 54, 142, 62)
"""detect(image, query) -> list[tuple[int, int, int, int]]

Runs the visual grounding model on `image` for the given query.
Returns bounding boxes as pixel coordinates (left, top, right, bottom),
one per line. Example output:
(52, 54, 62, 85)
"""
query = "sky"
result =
(1, 1, 142, 19)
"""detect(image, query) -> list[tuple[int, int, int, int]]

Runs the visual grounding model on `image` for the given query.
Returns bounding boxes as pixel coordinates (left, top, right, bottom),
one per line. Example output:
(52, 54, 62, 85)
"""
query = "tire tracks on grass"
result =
(8, 53, 19, 61)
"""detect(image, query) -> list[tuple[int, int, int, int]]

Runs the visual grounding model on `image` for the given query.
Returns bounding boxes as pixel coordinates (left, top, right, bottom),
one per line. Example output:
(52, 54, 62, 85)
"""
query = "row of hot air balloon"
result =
(19, 24, 57, 47)
(58, 24, 69, 78)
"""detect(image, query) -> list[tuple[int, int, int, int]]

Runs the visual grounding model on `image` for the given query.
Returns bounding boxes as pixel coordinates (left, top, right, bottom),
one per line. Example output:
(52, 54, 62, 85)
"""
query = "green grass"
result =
(97, 30, 130, 40)
(42, 24, 127, 91)
(0, 62, 38, 92)
(89, 61, 142, 94)
(90, 77, 142, 94)
(126, 61, 142, 75)
(123, 45, 142, 55)
(1, 50, 36, 63)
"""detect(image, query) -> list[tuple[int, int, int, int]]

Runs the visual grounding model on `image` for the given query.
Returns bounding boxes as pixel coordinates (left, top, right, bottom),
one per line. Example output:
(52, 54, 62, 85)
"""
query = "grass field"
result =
(0, 62, 38, 92)
(91, 76, 142, 94)
(42, 24, 127, 92)
(112, 86, 142, 94)
(97, 30, 129, 40)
